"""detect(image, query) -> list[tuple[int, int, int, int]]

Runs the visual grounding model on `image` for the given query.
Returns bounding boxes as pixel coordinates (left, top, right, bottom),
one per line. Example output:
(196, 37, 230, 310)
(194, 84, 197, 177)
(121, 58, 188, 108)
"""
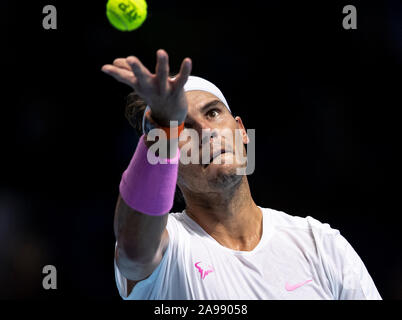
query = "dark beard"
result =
(207, 167, 243, 192)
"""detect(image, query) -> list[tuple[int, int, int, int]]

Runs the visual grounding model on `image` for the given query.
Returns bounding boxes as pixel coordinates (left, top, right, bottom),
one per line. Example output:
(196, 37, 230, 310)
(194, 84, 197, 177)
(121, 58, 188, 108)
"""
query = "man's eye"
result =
(207, 109, 220, 118)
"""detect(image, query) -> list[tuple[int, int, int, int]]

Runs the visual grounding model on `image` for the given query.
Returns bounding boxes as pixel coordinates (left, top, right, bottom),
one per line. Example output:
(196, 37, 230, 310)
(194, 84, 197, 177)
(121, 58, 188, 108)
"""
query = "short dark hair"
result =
(125, 91, 147, 137)
(124, 90, 186, 209)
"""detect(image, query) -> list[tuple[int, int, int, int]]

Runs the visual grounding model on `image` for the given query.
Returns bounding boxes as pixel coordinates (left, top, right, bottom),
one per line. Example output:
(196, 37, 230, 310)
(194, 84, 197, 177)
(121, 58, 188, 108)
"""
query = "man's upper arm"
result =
(324, 232, 382, 300)
(115, 228, 170, 297)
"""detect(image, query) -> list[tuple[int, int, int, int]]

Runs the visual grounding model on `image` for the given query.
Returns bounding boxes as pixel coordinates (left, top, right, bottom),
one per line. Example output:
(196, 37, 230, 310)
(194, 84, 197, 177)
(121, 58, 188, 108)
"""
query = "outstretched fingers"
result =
(101, 64, 136, 87)
(126, 56, 153, 89)
(172, 58, 192, 91)
(113, 58, 132, 71)
(102, 51, 192, 105)
(155, 49, 169, 95)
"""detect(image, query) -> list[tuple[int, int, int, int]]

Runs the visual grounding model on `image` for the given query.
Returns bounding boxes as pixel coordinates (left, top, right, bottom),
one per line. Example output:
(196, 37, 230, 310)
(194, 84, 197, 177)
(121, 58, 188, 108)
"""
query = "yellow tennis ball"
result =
(106, 0, 147, 31)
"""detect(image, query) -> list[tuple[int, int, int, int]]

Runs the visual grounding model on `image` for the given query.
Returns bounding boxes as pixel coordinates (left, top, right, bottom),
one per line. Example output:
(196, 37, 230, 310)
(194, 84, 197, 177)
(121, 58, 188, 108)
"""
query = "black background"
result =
(1, 0, 401, 299)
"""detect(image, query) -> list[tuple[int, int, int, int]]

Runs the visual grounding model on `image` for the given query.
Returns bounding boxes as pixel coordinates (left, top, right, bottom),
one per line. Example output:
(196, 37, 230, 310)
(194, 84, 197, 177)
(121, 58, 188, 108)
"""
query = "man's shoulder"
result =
(260, 206, 340, 237)
(167, 211, 187, 224)
(261, 206, 347, 268)
(165, 211, 194, 238)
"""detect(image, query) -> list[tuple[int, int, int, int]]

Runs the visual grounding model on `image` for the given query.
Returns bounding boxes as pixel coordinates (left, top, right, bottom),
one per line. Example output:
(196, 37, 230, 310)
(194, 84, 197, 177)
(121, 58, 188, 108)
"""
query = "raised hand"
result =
(102, 49, 192, 126)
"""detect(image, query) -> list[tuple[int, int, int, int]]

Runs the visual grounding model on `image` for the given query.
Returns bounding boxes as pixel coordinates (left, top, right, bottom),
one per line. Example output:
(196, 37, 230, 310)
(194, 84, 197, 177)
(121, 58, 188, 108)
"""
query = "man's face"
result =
(177, 90, 249, 194)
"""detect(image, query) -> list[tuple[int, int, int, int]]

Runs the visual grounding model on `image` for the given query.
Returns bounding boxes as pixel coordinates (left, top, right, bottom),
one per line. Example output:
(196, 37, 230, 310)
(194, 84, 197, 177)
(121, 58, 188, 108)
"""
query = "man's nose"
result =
(193, 118, 210, 131)
(200, 128, 219, 146)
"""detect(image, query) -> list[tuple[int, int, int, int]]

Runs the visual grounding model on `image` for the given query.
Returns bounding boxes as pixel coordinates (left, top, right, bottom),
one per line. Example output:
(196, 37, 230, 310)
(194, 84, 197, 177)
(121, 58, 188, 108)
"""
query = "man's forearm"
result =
(114, 194, 168, 262)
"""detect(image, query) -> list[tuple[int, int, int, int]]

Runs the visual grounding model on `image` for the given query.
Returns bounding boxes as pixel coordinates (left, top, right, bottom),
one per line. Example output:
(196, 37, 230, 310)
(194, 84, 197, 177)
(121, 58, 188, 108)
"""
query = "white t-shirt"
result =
(114, 206, 382, 300)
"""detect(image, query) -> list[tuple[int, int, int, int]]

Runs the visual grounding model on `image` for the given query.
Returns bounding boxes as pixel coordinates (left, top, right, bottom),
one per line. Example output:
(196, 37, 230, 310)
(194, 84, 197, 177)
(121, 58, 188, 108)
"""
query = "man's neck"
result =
(183, 176, 262, 251)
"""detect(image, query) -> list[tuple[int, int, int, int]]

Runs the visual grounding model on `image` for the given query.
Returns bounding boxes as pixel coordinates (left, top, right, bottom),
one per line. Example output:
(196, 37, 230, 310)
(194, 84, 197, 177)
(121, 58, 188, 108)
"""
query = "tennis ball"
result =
(106, 0, 147, 31)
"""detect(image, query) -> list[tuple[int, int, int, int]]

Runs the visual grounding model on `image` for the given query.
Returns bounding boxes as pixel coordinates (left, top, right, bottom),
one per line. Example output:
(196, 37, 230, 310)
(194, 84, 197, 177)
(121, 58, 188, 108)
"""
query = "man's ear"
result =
(234, 116, 250, 144)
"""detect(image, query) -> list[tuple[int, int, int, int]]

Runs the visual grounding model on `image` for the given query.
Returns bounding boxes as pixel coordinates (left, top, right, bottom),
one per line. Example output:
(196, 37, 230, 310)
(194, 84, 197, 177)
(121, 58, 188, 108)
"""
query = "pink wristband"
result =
(119, 134, 180, 216)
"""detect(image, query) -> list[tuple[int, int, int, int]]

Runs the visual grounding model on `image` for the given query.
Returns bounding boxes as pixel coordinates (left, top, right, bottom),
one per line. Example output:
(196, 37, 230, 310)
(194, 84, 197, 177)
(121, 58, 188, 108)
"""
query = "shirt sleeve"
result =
(318, 226, 382, 300)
